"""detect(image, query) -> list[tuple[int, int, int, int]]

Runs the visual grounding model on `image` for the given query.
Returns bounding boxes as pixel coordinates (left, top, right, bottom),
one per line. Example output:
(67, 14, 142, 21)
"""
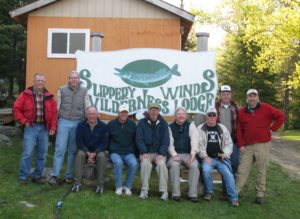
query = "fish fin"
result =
(114, 68, 122, 73)
(171, 64, 180, 76)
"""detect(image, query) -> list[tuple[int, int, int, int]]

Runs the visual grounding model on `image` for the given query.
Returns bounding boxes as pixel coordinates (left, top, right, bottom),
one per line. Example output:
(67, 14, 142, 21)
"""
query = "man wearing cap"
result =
(136, 103, 169, 201)
(108, 104, 138, 196)
(168, 106, 200, 202)
(71, 106, 108, 194)
(215, 85, 240, 175)
(236, 89, 285, 204)
(198, 108, 239, 207)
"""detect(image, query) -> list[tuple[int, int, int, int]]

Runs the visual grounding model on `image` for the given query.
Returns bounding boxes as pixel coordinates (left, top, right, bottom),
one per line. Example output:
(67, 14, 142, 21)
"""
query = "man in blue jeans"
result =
(108, 104, 138, 196)
(13, 73, 57, 184)
(198, 108, 239, 207)
(49, 71, 90, 185)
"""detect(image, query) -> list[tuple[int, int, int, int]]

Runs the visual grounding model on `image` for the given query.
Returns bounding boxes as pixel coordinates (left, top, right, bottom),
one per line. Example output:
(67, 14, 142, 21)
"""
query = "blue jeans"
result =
(19, 124, 49, 180)
(52, 118, 80, 179)
(202, 158, 238, 201)
(110, 153, 138, 189)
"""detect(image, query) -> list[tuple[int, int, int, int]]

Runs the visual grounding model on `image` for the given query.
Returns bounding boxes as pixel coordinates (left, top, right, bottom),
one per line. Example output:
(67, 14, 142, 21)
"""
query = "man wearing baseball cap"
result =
(107, 104, 138, 196)
(215, 85, 240, 175)
(136, 102, 169, 201)
(198, 108, 239, 207)
(236, 89, 285, 204)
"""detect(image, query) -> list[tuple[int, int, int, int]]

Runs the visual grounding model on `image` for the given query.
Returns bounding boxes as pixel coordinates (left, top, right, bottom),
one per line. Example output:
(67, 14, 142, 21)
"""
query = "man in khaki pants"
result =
(168, 107, 200, 202)
(236, 89, 285, 204)
(136, 103, 169, 201)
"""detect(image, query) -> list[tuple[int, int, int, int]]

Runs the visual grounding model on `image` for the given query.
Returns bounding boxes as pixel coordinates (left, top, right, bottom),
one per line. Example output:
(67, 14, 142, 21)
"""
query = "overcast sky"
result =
(164, 0, 226, 49)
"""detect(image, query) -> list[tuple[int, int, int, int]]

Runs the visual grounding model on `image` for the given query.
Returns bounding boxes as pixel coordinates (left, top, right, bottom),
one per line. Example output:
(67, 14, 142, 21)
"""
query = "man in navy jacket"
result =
(136, 103, 169, 201)
(71, 106, 108, 194)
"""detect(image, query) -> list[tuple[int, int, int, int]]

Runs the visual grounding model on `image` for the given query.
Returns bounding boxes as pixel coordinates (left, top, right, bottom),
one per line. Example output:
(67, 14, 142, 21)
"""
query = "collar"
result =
(245, 102, 260, 113)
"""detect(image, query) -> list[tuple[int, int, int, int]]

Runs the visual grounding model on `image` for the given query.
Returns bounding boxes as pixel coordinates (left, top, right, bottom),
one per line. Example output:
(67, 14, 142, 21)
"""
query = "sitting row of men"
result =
(13, 72, 285, 207)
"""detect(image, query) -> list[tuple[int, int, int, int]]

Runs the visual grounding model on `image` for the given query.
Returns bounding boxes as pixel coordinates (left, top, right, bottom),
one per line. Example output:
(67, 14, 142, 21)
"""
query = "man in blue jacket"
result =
(71, 106, 108, 194)
(136, 103, 170, 201)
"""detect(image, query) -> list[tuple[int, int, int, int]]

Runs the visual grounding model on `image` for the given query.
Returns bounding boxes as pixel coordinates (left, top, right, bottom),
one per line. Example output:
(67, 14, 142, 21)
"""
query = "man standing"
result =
(236, 89, 285, 204)
(71, 106, 108, 194)
(198, 108, 239, 207)
(136, 103, 169, 201)
(215, 85, 239, 174)
(49, 71, 90, 185)
(168, 107, 200, 202)
(108, 104, 138, 196)
(13, 73, 57, 183)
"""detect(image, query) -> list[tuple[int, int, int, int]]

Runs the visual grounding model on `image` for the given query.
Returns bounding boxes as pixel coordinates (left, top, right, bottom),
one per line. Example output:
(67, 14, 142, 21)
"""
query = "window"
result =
(47, 28, 90, 58)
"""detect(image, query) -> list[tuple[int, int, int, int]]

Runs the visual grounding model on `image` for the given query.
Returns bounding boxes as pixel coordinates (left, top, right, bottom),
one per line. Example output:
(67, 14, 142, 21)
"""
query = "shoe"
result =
(204, 193, 212, 201)
(71, 182, 81, 192)
(160, 191, 168, 201)
(172, 196, 180, 202)
(32, 177, 44, 184)
(190, 197, 199, 203)
(19, 178, 28, 184)
(64, 178, 74, 184)
(139, 190, 148, 200)
(231, 200, 239, 207)
(124, 187, 132, 196)
(96, 185, 104, 194)
(255, 197, 263, 204)
(115, 187, 122, 195)
(48, 176, 58, 185)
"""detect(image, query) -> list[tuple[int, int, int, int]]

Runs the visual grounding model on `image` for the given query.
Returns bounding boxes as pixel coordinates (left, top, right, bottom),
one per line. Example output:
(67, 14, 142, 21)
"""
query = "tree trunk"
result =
(283, 87, 290, 130)
(8, 75, 14, 99)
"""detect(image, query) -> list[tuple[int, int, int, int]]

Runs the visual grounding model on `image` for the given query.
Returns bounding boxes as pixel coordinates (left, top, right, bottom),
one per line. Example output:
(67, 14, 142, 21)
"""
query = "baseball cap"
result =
(206, 108, 217, 115)
(148, 103, 161, 110)
(246, 89, 258, 96)
(220, 85, 231, 92)
(118, 104, 129, 112)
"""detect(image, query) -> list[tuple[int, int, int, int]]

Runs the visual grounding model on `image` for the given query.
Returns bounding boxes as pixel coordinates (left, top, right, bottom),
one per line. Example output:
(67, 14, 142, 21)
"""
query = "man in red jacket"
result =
(236, 89, 285, 204)
(13, 73, 57, 184)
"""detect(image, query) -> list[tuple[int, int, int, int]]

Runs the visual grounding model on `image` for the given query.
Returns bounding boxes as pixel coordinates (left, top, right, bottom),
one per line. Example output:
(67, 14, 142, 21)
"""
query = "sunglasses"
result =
(207, 113, 217, 117)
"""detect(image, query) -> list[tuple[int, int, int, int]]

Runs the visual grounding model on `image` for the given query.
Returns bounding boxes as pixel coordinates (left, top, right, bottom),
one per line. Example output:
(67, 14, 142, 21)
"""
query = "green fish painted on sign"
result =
(114, 59, 180, 88)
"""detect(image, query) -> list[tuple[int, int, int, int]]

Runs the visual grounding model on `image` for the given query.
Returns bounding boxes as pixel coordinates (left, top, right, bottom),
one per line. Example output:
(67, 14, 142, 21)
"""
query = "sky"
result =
(163, 0, 226, 49)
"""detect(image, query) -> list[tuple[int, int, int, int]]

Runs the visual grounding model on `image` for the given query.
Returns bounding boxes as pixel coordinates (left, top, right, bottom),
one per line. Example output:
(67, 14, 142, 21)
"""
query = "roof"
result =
(10, 0, 195, 47)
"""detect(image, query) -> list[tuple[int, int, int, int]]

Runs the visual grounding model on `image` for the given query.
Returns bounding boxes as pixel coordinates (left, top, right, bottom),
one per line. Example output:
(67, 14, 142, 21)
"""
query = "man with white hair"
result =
(108, 104, 138, 196)
(236, 89, 285, 204)
(198, 108, 239, 207)
(168, 107, 200, 202)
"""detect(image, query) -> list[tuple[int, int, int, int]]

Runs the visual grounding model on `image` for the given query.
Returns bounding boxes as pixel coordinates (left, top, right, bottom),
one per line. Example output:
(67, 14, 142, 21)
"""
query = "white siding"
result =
(30, 0, 178, 19)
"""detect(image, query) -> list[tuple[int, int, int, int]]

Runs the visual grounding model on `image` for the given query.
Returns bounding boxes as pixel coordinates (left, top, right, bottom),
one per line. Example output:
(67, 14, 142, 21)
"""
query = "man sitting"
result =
(71, 106, 108, 194)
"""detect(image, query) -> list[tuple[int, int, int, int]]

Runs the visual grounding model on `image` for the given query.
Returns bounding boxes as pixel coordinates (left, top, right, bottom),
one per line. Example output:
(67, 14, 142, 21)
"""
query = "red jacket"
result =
(237, 103, 285, 147)
(13, 87, 57, 131)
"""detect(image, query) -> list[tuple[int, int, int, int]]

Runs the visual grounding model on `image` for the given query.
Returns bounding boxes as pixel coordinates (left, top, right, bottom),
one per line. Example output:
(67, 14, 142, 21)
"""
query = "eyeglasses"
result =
(207, 114, 217, 117)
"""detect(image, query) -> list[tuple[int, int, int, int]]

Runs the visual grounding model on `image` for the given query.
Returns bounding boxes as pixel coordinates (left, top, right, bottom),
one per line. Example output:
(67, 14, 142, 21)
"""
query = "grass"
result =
(280, 129, 300, 141)
(1, 137, 300, 219)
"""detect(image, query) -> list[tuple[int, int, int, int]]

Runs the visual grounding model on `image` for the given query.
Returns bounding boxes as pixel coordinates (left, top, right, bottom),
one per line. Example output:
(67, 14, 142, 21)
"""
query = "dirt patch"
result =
(271, 133, 300, 180)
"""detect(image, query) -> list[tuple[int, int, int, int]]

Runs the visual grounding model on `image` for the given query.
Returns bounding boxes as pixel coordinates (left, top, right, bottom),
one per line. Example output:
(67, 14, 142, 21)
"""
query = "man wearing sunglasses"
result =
(198, 108, 239, 207)
(236, 89, 285, 204)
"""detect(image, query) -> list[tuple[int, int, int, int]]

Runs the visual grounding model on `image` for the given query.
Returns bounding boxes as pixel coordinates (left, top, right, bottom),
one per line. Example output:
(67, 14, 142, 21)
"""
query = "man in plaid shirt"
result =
(13, 73, 57, 184)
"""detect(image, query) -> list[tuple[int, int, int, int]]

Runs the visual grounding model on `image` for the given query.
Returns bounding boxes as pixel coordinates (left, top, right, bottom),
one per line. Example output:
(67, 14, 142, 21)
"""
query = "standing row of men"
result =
(13, 72, 285, 206)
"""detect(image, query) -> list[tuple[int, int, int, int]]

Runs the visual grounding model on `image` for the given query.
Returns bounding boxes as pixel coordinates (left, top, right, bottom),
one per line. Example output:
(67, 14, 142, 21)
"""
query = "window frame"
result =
(47, 28, 90, 58)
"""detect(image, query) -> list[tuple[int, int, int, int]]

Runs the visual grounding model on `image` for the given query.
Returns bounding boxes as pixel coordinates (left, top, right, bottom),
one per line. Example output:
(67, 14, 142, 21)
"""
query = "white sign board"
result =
(76, 48, 217, 116)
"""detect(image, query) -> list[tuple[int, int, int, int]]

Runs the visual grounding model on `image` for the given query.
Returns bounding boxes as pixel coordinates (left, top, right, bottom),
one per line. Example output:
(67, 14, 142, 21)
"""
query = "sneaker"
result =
(115, 187, 122, 195)
(160, 191, 168, 201)
(231, 200, 239, 207)
(19, 178, 28, 184)
(48, 176, 58, 185)
(71, 182, 81, 192)
(124, 187, 132, 196)
(204, 193, 212, 201)
(96, 185, 104, 194)
(172, 196, 180, 202)
(64, 178, 74, 184)
(32, 177, 44, 184)
(139, 190, 148, 200)
(190, 197, 199, 203)
(255, 197, 263, 204)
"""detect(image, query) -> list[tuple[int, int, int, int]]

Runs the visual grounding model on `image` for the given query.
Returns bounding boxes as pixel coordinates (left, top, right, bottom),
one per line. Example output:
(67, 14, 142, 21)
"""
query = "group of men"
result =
(13, 71, 285, 207)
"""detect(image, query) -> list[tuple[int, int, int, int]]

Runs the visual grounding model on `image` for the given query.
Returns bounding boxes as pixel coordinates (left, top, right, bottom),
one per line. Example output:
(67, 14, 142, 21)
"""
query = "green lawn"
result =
(280, 129, 300, 141)
(1, 138, 300, 219)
